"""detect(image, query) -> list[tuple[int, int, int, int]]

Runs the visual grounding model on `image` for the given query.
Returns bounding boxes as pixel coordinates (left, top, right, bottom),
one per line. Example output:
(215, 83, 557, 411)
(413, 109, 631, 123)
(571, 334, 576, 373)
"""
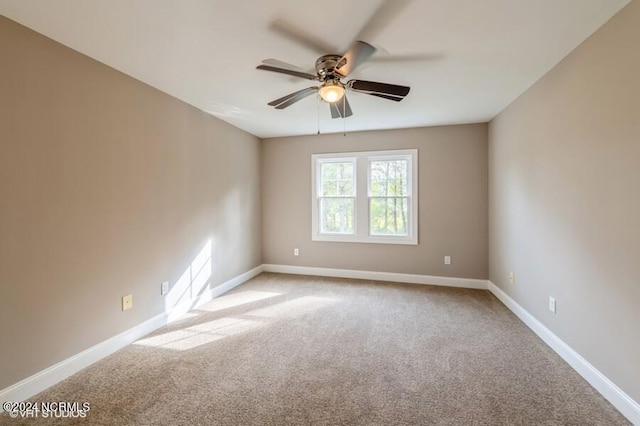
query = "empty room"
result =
(1, 0, 638, 424)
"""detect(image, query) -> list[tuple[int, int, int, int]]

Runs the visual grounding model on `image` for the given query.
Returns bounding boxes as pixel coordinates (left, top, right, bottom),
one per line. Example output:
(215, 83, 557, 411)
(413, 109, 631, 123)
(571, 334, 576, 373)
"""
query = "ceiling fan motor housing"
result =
(315, 54, 343, 82)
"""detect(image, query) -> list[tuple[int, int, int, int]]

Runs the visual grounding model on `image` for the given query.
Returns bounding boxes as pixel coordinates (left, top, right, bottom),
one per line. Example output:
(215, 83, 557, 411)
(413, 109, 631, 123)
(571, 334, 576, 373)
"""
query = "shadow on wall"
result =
(216, 185, 256, 278)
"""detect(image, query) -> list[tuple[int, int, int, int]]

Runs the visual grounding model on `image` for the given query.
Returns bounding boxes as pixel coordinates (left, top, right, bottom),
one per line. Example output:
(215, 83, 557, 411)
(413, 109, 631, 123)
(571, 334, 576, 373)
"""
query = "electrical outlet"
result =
(122, 294, 133, 311)
(294, 248, 299, 256)
(548, 297, 556, 313)
(509, 272, 515, 285)
(444, 256, 451, 265)
(161, 281, 169, 296)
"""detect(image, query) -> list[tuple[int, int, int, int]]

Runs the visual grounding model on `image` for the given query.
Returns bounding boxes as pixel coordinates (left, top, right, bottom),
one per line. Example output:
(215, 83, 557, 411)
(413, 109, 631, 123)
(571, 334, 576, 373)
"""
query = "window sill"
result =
(312, 234, 418, 245)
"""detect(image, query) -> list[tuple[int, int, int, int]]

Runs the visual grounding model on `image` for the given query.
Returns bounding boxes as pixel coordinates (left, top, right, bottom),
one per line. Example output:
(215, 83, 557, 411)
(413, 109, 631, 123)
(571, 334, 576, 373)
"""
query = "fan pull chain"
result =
(317, 95, 320, 135)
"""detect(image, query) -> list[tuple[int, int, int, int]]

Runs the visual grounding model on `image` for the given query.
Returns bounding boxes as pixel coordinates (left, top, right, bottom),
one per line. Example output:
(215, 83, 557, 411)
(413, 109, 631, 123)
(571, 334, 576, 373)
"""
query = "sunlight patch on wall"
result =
(165, 239, 212, 312)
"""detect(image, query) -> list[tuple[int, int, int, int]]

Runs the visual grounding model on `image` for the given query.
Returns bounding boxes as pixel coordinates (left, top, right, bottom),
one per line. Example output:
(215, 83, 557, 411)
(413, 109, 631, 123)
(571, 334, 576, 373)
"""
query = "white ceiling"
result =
(0, 0, 630, 138)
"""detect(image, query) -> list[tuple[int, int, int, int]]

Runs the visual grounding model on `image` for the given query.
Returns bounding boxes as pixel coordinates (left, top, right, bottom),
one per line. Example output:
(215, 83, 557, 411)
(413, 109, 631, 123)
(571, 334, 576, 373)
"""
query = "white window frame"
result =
(312, 149, 418, 245)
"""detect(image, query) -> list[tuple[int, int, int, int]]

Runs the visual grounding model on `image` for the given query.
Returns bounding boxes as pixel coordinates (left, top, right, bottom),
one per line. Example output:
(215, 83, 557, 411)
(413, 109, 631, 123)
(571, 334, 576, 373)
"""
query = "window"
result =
(317, 159, 355, 234)
(312, 149, 418, 245)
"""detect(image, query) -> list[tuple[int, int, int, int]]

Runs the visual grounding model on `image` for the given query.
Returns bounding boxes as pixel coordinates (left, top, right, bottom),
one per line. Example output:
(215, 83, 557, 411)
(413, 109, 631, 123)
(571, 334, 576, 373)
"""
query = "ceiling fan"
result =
(256, 0, 414, 119)
(256, 41, 410, 118)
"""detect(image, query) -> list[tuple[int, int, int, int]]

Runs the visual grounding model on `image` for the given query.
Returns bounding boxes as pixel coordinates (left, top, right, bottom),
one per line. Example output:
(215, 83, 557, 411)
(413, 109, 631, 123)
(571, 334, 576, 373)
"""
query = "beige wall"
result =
(262, 124, 488, 279)
(489, 1, 640, 403)
(6, 0, 637, 408)
(0, 16, 262, 389)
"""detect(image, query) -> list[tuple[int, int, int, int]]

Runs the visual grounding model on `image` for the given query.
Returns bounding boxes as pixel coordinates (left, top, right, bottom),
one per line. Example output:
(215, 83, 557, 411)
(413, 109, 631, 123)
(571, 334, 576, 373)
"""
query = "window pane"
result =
(370, 160, 408, 197)
(321, 162, 354, 196)
(370, 197, 409, 235)
(320, 198, 354, 234)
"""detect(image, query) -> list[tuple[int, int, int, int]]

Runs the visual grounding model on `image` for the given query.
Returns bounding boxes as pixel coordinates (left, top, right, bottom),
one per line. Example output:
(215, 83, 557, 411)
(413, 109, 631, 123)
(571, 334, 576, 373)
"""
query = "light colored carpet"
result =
(2, 273, 629, 425)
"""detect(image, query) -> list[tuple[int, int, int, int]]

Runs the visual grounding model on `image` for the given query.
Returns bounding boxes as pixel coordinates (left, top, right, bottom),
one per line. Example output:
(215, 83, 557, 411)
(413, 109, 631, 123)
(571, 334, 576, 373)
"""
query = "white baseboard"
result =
(488, 281, 640, 425)
(0, 311, 167, 410)
(262, 264, 489, 290)
(0, 264, 264, 411)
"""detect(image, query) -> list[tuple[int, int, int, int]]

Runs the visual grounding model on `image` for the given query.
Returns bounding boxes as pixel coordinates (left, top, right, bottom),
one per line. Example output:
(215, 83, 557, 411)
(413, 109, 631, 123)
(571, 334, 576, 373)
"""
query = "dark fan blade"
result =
(257, 65, 318, 81)
(355, 0, 412, 42)
(331, 95, 353, 118)
(270, 87, 318, 109)
(269, 19, 338, 55)
(367, 93, 405, 102)
(335, 41, 376, 77)
(349, 80, 410, 97)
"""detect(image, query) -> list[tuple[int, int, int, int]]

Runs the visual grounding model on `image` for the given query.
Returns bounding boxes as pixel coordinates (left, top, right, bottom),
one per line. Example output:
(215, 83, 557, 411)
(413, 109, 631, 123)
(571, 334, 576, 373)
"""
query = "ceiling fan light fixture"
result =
(319, 83, 345, 103)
